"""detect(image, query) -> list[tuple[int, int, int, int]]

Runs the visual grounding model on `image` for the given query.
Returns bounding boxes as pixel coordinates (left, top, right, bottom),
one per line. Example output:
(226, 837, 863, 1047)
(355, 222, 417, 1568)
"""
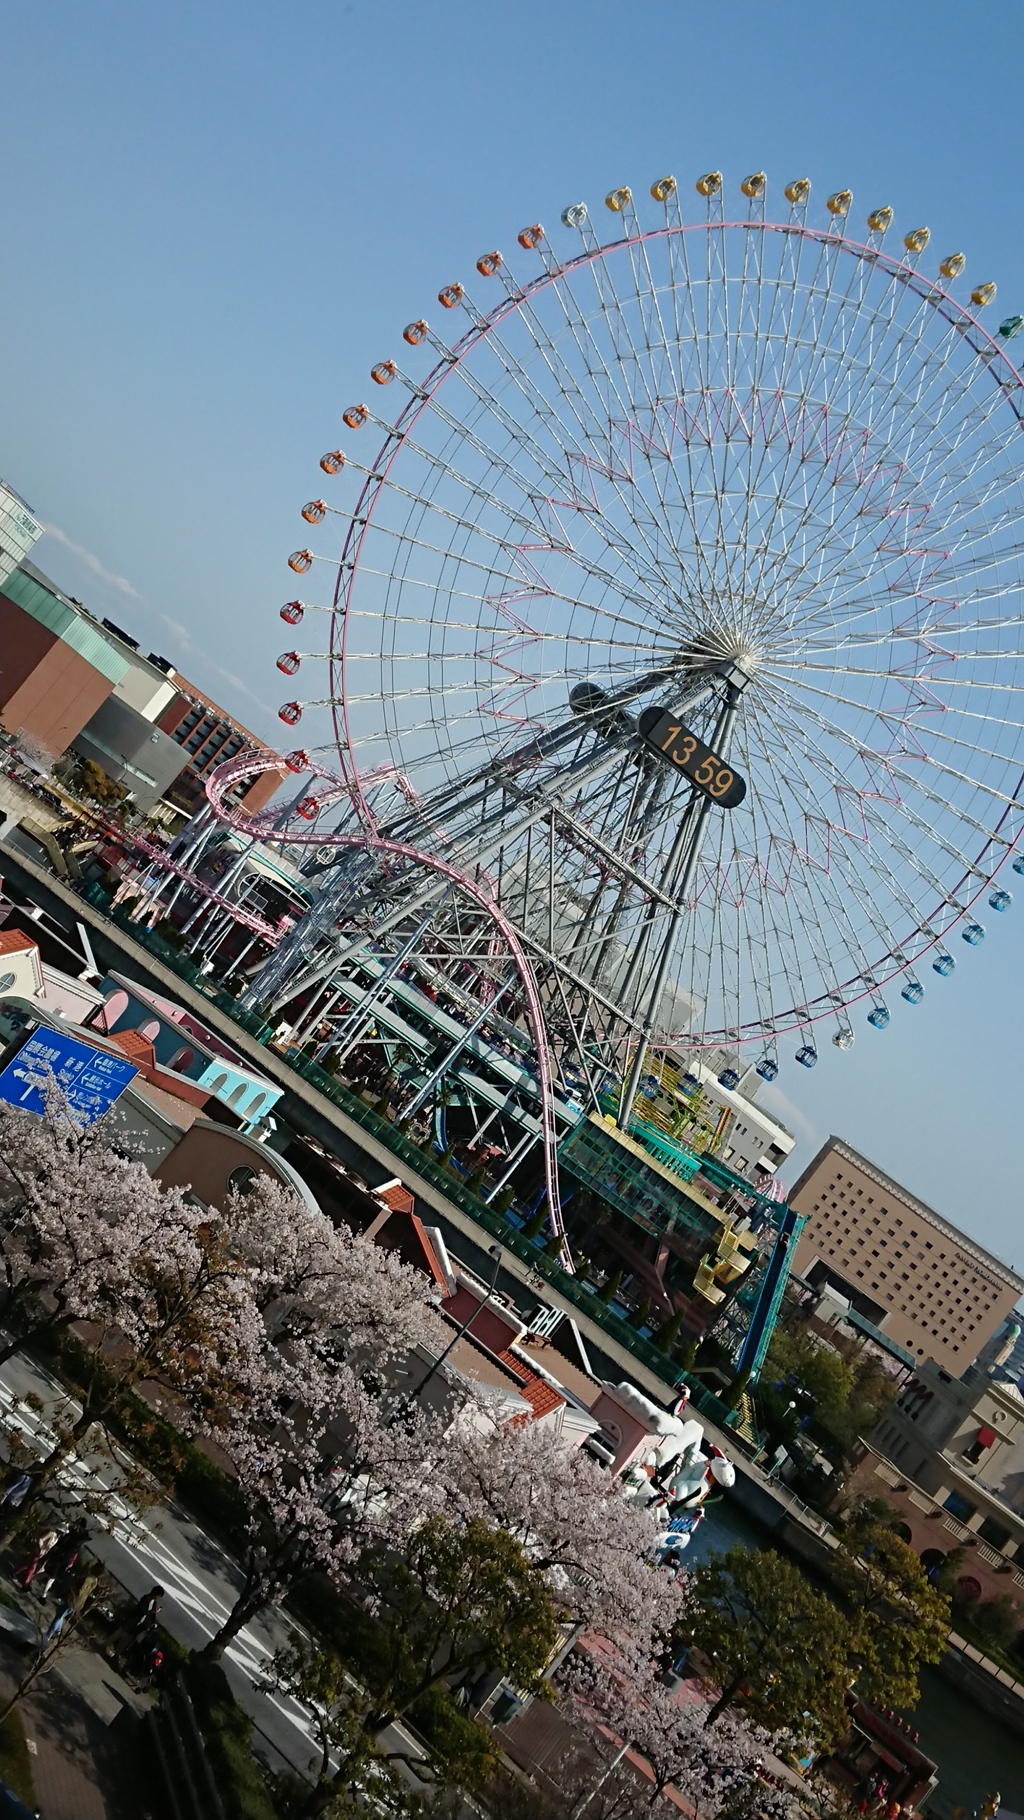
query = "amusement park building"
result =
(791, 1138, 1024, 1374)
(154, 675, 283, 815)
(0, 480, 42, 589)
(0, 554, 281, 813)
(843, 1342, 1024, 1600)
(646, 1052, 795, 1186)
(86, 970, 284, 1129)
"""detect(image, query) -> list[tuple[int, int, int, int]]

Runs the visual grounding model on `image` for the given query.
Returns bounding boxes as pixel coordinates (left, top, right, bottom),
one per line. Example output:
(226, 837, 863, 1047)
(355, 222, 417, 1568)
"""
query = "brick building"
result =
(156, 675, 282, 814)
(791, 1137, 1023, 1373)
(0, 553, 281, 815)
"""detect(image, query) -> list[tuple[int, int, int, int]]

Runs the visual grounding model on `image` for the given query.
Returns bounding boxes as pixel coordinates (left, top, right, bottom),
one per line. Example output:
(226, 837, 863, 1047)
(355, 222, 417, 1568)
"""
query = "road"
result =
(0, 1350, 432, 1789)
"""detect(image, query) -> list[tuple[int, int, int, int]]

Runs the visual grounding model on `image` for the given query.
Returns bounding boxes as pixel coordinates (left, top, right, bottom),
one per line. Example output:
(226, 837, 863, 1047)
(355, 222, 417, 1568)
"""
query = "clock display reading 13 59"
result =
(637, 706, 747, 809)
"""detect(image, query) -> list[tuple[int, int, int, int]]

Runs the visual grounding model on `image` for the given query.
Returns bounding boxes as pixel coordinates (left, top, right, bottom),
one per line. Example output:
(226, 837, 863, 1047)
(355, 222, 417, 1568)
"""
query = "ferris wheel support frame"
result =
(618, 675, 746, 1129)
(203, 750, 573, 1266)
(274, 202, 1024, 1066)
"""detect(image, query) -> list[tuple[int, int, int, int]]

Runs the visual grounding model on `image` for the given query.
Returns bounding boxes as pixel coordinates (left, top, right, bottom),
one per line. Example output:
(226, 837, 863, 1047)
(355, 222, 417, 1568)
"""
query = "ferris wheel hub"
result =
(269, 191, 1024, 1067)
(679, 628, 761, 688)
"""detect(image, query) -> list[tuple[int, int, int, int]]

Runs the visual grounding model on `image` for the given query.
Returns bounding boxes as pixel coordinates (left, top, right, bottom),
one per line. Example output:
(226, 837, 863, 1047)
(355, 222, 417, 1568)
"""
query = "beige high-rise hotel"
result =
(790, 1138, 1023, 1374)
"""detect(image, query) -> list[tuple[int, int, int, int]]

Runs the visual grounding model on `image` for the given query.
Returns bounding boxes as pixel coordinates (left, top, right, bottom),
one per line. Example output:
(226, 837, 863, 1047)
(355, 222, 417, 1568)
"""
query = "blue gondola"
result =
(718, 1067, 740, 1090)
(795, 1044, 818, 1068)
(962, 922, 985, 945)
(867, 1003, 890, 1028)
(1012, 853, 1024, 876)
(990, 888, 1012, 912)
(755, 1055, 778, 1082)
(932, 951, 955, 976)
(901, 979, 924, 1004)
(681, 1071, 700, 1091)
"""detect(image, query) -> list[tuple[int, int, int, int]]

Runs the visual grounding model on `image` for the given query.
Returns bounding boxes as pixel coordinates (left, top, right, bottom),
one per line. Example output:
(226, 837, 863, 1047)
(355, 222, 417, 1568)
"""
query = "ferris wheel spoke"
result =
(756, 683, 1007, 923)
(442, 292, 695, 614)
(261, 204, 1024, 1059)
(413, 399, 691, 651)
(743, 703, 938, 1001)
(768, 667, 1024, 811)
(734, 722, 873, 1023)
(346, 511, 669, 641)
(556, 238, 742, 622)
(509, 266, 723, 621)
(727, 703, 785, 1044)
(736, 231, 886, 610)
(348, 560, 671, 646)
(737, 273, 981, 630)
(402, 352, 677, 615)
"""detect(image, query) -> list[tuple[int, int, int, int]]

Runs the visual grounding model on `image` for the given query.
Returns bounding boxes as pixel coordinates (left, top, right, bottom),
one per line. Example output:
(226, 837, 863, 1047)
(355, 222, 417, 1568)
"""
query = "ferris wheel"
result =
(257, 168, 1024, 1117)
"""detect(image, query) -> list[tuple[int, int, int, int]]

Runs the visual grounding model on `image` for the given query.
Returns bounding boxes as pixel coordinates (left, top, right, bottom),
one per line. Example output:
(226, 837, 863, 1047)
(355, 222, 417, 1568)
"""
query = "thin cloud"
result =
(756, 1081, 822, 1181)
(38, 523, 275, 722)
(42, 521, 143, 599)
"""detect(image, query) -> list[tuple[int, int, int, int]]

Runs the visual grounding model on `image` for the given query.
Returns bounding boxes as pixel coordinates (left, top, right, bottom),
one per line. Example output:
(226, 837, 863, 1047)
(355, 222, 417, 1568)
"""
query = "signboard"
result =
(637, 706, 747, 808)
(0, 1027, 137, 1124)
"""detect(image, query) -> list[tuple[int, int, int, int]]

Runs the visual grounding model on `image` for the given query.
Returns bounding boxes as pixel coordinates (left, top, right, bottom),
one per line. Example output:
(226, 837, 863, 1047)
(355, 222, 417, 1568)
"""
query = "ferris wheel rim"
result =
(324, 217, 1024, 834)
(272, 201, 1024, 1062)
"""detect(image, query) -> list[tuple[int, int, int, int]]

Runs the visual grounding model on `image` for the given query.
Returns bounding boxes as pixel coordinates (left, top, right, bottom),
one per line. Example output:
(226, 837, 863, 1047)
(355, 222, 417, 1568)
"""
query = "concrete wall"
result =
(937, 1636, 1024, 1738)
(73, 695, 188, 810)
(155, 1118, 318, 1215)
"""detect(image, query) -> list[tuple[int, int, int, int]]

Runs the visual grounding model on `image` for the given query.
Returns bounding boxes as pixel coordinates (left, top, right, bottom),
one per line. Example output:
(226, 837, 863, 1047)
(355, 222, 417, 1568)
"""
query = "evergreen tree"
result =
(654, 1308, 684, 1349)
(598, 1266, 623, 1305)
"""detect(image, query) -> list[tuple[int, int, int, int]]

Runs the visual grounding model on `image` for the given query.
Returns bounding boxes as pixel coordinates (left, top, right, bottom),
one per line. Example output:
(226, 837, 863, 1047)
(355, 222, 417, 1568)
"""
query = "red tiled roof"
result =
(0, 928, 39, 956)
(108, 1030, 157, 1067)
(496, 1349, 565, 1421)
(377, 1179, 415, 1214)
(106, 1030, 211, 1108)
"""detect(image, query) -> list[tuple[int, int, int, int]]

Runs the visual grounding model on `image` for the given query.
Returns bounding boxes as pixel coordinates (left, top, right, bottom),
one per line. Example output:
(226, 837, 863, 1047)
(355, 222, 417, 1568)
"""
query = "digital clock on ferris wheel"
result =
(637, 706, 747, 809)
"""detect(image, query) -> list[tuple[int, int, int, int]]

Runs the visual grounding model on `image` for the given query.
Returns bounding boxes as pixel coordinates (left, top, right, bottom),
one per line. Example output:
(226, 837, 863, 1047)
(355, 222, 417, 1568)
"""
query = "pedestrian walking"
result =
(113, 1583, 164, 1657)
(37, 1523, 86, 1599)
(16, 1527, 58, 1590)
(129, 1585, 164, 1634)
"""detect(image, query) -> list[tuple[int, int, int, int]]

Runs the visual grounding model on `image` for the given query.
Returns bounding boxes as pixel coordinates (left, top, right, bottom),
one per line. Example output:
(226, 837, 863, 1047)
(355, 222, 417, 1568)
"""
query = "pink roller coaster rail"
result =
(86, 812, 284, 943)
(205, 751, 570, 1266)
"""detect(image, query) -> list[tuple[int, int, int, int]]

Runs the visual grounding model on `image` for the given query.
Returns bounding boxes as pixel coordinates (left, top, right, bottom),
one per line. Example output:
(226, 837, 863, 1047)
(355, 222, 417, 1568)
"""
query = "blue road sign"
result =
(0, 1027, 137, 1124)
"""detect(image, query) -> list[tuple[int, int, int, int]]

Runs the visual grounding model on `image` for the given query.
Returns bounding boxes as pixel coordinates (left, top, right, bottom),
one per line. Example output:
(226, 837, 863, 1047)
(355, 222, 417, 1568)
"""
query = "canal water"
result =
(689, 1499, 1024, 1813)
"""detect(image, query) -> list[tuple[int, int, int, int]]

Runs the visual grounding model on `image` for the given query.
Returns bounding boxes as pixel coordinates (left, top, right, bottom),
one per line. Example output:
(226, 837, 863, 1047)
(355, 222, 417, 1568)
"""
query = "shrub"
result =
(184, 1656, 277, 1820)
(0, 1707, 35, 1810)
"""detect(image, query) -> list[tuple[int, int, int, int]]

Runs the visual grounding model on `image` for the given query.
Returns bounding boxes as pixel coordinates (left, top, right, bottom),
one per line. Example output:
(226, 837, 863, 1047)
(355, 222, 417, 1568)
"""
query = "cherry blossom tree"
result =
(563, 1649, 765, 1814)
(222, 1173, 446, 1363)
(202, 1359, 451, 1660)
(440, 1415, 686, 1652)
(0, 1122, 266, 1543)
(0, 1093, 201, 1367)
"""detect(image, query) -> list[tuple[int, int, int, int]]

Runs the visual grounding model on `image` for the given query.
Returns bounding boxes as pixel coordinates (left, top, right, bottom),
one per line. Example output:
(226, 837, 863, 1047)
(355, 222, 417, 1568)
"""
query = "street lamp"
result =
(407, 1243, 503, 1405)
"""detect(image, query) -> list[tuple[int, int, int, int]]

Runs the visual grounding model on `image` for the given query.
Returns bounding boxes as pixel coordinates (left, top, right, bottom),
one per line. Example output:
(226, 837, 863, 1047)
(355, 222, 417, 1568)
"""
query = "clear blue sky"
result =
(3, 1, 1024, 1278)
